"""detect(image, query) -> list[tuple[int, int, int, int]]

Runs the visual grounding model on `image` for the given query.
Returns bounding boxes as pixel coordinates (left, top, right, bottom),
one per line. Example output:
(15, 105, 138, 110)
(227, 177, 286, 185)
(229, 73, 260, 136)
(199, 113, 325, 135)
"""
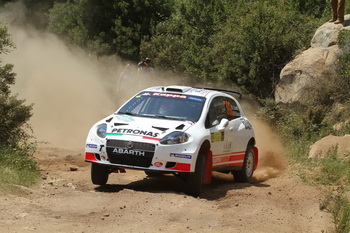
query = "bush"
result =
(0, 24, 33, 148)
(317, 152, 350, 233)
(0, 23, 38, 189)
(0, 145, 39, 190)
(289, 0, 329, 18)
(334, 196, 350, 233)
(338, 30, 350, 82)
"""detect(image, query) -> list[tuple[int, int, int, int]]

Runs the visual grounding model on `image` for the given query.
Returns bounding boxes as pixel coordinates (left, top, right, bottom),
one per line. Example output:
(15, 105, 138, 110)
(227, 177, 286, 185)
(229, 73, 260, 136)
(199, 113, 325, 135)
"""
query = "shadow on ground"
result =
(94, 172, 270, 200)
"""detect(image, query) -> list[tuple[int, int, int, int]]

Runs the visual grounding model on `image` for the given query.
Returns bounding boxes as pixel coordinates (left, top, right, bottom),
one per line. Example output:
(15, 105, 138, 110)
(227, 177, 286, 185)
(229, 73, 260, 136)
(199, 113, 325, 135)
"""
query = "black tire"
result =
(185, 154, 206, 197)
(144, 171, 163, 177)
(91, 163, 109, 185)
(233, 145, 255, 183)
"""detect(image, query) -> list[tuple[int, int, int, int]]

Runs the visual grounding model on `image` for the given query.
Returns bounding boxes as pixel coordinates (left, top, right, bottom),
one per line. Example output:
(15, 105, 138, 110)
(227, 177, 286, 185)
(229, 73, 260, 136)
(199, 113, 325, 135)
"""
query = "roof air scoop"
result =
(165, 86, 192, 93)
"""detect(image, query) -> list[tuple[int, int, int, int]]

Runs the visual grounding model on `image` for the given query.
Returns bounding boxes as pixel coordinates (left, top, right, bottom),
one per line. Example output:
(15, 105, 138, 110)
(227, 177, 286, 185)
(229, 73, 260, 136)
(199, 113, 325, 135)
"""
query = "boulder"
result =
(275, 15, 350, 104)
(333, 120, 350, 131)
(309, 135, 350, 159)
(275, 45, 339, 104)
(311, 15, 350, 48)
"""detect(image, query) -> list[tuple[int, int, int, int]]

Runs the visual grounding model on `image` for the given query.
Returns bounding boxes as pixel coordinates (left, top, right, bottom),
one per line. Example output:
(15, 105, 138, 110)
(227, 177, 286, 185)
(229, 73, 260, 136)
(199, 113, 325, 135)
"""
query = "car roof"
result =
(144, 86, 242, 99)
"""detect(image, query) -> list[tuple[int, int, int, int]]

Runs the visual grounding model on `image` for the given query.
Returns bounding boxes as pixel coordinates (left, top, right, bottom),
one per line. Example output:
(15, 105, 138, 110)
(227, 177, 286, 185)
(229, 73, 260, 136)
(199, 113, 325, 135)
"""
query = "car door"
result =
(223, 97, 242, 152)
(205, 96, 228, 166)
(222, 97, 247, 166)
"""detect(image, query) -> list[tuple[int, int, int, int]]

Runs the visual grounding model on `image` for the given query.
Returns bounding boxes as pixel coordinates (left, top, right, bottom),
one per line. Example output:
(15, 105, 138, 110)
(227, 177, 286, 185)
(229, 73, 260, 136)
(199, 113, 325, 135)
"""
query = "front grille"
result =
(106, 139, 155, 167)
(107, 140, 155, 152)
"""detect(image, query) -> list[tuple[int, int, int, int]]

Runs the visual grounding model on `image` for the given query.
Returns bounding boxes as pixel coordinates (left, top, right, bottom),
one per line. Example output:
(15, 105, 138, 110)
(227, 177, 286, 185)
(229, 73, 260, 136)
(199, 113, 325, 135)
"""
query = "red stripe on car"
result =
(169, 162, 191, 171)
(85, 152, 97, 162)
(143, 136, 161, 141)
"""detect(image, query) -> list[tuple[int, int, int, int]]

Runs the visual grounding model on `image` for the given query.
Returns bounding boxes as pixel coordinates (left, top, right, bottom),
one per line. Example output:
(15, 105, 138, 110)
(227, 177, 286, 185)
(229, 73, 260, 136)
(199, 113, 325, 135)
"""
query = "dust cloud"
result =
(242, 101, 287, 181)
(0, 2, 126, 148)
(1, 2, 285, 180)
(0, 2, 179, 148)
(2, 29, 116, 148)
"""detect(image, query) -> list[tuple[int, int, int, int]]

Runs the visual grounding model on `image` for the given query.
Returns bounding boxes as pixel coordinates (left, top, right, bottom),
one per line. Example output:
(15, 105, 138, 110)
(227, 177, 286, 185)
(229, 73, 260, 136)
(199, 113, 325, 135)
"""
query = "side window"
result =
(224, 97, 241, 120)
(205, 97, 226, 128)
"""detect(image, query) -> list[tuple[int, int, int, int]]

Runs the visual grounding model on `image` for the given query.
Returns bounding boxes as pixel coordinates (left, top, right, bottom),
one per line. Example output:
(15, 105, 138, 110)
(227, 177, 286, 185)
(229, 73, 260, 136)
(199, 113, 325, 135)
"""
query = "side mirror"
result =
(217, 118, 229, 131)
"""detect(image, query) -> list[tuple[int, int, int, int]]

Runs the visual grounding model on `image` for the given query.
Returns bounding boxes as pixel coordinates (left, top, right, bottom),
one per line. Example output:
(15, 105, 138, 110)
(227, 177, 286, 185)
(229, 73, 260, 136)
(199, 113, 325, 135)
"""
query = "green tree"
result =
(210, 1, 320, 98)
(0, 24, 33, 148)
(140, 0, 227, 79)
(47, 0, 89, 50)
(142, 0, 321, 98)
(112, 0, 173, 59)
(288, 0, 329, 18)
(47, 0, 173, 58)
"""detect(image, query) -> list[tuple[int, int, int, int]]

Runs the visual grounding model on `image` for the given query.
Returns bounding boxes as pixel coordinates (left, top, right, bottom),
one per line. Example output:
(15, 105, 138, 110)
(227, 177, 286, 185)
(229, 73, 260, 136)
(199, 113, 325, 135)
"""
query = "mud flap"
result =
(203, 150, 212, 184)
(253, 147, 259, 170)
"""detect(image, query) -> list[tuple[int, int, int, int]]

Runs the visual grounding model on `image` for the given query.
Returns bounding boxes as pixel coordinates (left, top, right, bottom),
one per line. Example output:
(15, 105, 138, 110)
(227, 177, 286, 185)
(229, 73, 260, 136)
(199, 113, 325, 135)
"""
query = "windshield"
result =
(117, 91, 206, 121)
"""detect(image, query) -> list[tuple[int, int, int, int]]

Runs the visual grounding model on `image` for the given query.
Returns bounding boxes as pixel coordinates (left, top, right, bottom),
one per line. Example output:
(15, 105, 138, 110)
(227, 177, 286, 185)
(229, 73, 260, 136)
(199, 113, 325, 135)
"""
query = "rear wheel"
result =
(233, 145, 255, 183)
(91, 163, 109, 185)
(185, 154, 206, 197)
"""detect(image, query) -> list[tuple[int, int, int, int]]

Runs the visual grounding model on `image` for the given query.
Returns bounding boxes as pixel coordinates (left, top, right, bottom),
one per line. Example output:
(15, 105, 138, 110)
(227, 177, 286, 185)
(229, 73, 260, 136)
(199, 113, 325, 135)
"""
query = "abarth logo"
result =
(113, 148, 145, 156)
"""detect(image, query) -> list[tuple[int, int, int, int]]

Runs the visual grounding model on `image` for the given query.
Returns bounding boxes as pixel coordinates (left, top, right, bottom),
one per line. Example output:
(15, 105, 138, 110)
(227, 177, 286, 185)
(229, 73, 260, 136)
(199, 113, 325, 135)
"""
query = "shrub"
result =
(0, 23, 38, 189)
(0, 145, 39, 190)
(0, 26, 33, 147)
(338, 30, 350, 83)
(334, 196, 350, 233)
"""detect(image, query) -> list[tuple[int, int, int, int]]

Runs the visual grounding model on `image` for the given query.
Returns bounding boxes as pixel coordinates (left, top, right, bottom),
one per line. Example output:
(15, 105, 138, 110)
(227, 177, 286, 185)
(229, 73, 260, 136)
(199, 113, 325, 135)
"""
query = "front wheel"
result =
(91, 163, 109, 185)
(185, 154, 206, 197)
(232, 145, 255, 183)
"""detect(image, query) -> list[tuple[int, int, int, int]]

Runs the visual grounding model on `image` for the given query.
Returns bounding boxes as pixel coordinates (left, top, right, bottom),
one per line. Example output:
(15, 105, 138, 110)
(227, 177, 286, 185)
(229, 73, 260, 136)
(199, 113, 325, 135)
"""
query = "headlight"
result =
(96, 123, 107, 138)
(160, 131, 189, 145)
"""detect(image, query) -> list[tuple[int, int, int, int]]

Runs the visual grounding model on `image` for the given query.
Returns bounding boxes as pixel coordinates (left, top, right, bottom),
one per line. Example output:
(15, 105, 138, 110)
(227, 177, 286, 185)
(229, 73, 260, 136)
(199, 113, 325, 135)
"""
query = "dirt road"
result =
(0, 146, 335, 233)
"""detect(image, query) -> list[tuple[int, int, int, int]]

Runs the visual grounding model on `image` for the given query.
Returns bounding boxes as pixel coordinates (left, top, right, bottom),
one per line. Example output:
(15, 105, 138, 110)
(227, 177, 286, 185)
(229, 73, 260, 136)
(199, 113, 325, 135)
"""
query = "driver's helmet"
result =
(159, 103, 174, 115)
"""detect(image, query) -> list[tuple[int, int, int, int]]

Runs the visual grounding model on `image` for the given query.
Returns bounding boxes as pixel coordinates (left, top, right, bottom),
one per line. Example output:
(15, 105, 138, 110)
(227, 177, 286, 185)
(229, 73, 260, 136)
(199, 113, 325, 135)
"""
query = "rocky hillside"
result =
(275, 14, 350, 159)
(275, 15, 350, 105)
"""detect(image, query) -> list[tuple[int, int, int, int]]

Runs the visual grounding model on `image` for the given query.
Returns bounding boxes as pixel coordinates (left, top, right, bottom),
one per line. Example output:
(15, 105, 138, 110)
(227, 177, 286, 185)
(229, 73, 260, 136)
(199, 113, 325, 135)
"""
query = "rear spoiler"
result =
(199, 87, 242, 99)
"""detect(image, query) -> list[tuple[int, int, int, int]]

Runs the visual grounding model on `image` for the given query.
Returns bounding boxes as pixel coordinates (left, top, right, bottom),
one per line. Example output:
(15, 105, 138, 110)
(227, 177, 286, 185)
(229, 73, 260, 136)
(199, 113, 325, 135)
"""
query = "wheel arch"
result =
(198, 139, 212, 184)
(247, 137, 258, 171)
(198, 139, 211, 156)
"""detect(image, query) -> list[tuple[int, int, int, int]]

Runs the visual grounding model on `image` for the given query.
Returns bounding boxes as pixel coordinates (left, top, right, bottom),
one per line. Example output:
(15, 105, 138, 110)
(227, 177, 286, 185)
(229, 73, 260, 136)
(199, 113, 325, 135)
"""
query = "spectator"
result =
(330, 0, 345, 24)
(118, 63, 131, 92)
(138, 57, 154, 72)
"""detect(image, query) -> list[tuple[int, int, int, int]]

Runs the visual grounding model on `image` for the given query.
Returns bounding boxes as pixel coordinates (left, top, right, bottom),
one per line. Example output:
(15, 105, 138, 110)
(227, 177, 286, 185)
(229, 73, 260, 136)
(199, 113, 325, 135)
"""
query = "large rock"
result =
(275, 45, 339, 103)
(311, 15, 350, 48)
(275, 15, 350, 104)
(309, 135, 350, 159)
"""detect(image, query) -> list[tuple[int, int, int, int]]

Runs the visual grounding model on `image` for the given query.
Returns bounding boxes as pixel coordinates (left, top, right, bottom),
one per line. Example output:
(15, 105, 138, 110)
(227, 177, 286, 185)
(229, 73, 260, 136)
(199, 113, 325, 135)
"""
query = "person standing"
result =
(137, 58, 155, 89)
(137, 58, 154, 72)
(330, 0, 346, 24)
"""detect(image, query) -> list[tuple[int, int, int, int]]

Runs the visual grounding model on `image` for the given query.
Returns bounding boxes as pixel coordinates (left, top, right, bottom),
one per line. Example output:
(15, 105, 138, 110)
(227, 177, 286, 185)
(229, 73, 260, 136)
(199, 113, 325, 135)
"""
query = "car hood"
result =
(105, 114, 196, 139)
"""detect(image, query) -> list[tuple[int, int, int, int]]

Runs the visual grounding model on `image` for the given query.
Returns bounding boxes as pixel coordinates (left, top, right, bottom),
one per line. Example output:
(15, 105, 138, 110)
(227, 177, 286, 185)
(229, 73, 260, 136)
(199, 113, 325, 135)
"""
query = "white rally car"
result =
(85, 86, 258, 197)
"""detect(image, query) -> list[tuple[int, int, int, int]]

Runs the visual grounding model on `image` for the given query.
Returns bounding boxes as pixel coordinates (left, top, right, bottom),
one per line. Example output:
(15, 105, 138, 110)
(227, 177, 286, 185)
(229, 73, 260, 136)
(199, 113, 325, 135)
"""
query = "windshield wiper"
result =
(118, 112, 186, 121)
(154, 115, 186, 121)
(118, 112, 139, 116)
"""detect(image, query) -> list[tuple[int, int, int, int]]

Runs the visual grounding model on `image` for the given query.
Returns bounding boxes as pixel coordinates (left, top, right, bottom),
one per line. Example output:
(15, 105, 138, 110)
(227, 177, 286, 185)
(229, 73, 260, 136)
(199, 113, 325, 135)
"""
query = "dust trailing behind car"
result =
(241, 101, 287, 182)
(85, 86, 258, 197)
